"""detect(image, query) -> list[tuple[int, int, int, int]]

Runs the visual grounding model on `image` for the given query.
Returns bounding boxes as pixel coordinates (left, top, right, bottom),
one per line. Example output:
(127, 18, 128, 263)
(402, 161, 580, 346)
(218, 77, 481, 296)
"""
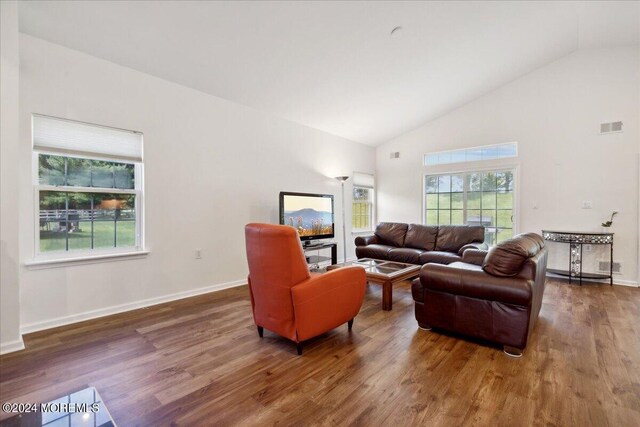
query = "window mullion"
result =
(463, 174, 468, 224)
(64, 192, 69, 251)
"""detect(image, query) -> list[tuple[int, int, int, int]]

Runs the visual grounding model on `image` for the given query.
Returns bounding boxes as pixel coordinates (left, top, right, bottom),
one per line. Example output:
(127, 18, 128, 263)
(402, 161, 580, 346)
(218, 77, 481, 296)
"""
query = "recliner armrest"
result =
(419, 263, 533, 306)
(355, 235, 378, 246)
(291, 267, 366, 341)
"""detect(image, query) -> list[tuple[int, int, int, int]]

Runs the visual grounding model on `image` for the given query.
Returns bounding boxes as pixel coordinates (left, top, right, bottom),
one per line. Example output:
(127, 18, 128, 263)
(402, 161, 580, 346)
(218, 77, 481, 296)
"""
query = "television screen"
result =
(279, 192, 334, 241)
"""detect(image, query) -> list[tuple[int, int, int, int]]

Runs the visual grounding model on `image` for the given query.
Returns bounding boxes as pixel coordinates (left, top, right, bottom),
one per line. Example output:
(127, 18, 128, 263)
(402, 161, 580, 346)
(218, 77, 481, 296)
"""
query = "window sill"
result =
(352, 230, 373, 235)
(25, 250, 150, 270)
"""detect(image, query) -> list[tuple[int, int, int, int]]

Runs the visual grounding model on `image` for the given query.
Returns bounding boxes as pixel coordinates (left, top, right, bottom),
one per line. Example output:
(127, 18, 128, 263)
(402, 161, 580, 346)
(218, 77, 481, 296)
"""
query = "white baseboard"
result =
(21, 278, 246, 335)
(547, 273, 638, 287)
(0, 337, 25, 355)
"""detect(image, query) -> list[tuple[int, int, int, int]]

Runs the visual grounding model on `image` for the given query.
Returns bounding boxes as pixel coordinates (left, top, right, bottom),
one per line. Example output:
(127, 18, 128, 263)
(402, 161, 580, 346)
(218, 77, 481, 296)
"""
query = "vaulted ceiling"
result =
(18, 1, 640, 146)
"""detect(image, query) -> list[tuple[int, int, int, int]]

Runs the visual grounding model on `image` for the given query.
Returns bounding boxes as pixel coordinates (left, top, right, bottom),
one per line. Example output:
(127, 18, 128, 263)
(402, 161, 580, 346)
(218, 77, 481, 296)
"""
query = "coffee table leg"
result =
(382, 280, 393, 311)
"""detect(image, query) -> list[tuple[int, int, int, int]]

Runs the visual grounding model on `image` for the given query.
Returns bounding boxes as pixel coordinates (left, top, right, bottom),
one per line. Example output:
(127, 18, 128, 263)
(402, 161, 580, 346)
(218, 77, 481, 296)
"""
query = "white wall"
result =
(15, 34, 375, 333)
(0, 1, 23, 354)
(377, 47, 640, 285)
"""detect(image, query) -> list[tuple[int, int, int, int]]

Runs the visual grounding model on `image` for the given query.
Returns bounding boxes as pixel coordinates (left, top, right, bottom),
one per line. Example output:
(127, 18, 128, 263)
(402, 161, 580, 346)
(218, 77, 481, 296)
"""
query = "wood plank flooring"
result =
(1, 278, 639, 426)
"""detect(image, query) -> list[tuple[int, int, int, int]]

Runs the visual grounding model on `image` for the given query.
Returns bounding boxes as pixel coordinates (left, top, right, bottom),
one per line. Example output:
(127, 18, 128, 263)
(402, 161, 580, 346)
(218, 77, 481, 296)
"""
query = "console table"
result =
(302, 242, 337, 266)
(542, 230, 613, 286)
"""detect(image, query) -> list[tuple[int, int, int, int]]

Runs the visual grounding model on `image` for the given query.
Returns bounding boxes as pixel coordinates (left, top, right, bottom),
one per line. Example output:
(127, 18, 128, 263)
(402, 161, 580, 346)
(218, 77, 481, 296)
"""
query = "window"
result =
(33, 115, 144, 257)
(352, 172, 374, 231)
(424, 170, 514, 245)
(424, 142, 517, 166)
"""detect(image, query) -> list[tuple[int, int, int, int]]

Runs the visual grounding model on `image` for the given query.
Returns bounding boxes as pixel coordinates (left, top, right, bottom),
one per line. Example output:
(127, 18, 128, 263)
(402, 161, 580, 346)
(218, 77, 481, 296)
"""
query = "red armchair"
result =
(245, 223, 366, 354)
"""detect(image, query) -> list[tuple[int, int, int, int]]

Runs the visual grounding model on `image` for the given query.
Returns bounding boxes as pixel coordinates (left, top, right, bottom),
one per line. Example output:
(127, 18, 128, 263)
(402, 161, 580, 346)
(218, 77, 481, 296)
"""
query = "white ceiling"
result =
(18, 1, 640, 146)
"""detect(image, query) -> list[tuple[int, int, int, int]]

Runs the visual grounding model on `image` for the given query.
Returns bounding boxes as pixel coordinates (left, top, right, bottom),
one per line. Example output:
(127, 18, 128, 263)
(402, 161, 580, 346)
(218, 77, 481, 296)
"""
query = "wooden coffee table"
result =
(328, 258, 421, 311)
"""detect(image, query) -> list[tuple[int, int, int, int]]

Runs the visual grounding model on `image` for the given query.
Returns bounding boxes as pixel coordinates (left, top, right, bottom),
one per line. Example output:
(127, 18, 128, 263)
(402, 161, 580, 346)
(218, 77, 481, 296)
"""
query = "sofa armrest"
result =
(291, 267, 366, 341)
(419, 263, 532, 306)
(458, 241, 489, 255)
(461, 249, 489, 266)
(355, 235, 379, 246)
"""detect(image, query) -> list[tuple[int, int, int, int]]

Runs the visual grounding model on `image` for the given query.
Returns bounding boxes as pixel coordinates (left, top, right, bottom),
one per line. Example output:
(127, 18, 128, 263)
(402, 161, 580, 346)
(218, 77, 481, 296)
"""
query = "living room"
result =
(1, 1, 638, 426)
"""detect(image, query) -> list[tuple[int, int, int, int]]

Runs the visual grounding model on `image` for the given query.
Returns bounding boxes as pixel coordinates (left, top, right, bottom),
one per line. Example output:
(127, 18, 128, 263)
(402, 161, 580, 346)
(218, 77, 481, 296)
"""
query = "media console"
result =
(302, 242, 337, 266)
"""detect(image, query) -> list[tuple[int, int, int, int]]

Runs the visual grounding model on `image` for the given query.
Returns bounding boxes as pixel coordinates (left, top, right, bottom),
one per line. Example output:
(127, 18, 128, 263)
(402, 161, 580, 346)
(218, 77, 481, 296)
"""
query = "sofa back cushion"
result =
(404, 224, 438, 251)
(374, 222, 408, 247)
(482, 233, 542, 277)
(435, 225, 484, 252)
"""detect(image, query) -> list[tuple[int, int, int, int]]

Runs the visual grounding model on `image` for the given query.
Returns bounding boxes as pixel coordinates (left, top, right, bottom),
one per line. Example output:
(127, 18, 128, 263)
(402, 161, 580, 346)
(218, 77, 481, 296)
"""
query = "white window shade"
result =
(353, 172, 374, 189)
(33, 115, 143, 162)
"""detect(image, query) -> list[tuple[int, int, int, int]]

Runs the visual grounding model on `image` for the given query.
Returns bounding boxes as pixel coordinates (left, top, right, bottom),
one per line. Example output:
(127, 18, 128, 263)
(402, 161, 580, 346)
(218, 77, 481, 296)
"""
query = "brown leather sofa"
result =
(355, 222, 487, 265)
(412, 232, 548, 357)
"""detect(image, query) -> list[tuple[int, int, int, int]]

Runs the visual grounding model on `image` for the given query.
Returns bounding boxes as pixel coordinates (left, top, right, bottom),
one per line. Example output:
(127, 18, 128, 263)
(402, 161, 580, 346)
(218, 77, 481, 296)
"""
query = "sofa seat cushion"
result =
(355, 244, 395, 260)
(404, 224, 438, 251)
(388, 248, 425, 264)
(421, 263, 533, 306)
(419, 251, 462, 265)
(375, 222, 408, 247)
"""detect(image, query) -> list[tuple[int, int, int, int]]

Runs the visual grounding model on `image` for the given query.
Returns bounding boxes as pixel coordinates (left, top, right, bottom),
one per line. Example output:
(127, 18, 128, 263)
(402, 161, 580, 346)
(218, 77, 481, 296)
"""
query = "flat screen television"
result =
(279, 191, 334, 242)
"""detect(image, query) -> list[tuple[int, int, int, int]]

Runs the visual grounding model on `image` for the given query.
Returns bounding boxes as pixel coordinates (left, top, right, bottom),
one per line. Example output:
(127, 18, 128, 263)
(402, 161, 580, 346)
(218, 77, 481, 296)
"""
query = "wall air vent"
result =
(390, 152, 400, 159)
(600, 121, 623, 134)
(598, 260, 622, 274)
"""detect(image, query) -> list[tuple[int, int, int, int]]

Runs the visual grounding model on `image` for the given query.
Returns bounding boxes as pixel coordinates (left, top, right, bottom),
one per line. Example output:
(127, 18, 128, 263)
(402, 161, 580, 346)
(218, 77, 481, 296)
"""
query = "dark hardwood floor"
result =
(1, 278, 639, 426)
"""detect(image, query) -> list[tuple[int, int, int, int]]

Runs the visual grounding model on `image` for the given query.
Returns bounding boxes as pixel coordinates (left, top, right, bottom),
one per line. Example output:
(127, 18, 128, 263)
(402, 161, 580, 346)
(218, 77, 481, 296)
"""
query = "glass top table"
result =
(0, 387, 115, 427)
(328, 258, 421, 310)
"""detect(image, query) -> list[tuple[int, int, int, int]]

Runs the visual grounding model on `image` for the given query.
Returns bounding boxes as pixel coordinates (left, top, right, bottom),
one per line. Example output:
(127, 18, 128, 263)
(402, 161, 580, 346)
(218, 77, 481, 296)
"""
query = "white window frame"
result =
(29, 118, 146, 266)
(352, 172, 375, 233)
(422, 161, 520, 244)
(424, 142, 518, 166)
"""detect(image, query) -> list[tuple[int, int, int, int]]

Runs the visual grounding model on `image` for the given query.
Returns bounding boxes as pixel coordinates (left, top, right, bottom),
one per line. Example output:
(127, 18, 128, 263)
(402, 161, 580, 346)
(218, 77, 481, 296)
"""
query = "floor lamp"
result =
(335, 176, 349, 263)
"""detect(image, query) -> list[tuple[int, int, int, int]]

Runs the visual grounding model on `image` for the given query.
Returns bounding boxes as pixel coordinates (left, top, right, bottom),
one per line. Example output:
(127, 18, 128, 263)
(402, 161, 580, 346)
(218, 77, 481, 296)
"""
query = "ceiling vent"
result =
(390, 152, 400, 159)
(600, 121, 623, 134)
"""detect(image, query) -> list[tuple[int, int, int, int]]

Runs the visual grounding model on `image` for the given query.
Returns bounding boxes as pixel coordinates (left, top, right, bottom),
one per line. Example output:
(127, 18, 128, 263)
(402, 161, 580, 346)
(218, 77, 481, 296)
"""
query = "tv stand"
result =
(302, 242, 337, 265)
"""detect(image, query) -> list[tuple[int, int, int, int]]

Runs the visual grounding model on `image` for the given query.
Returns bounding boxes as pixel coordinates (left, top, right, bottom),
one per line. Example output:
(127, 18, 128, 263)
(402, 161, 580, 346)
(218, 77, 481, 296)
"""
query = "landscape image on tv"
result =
(282, 194, 334, 238)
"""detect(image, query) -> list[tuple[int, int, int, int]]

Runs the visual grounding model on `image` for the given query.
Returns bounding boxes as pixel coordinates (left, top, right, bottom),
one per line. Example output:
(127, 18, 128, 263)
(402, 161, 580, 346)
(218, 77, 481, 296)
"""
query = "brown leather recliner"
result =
(412, 233, 548, 357)
(245, 223, 366, 355)
(355, 223, 487, 265)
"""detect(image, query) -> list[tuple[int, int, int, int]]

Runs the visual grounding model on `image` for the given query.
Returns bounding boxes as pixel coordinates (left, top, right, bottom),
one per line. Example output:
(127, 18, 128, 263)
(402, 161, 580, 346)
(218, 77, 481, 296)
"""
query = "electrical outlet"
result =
(581, 201, 593, 209)
(195, 249, 202, 259)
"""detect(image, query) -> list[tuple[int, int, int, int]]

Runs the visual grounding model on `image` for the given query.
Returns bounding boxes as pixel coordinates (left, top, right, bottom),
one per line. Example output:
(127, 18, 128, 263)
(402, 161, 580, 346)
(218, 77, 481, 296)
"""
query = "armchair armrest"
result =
(419, 263, 532, 306)
(462, 249, 489, 266)
(291, 267, 366, 341)
(355, 235, 378, 246)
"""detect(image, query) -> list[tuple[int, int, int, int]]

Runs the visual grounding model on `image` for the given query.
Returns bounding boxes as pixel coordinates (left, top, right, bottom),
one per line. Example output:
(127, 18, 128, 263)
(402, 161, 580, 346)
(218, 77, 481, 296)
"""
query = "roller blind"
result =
(353, 172, 374, 189)
(33, 115, 143, 162)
